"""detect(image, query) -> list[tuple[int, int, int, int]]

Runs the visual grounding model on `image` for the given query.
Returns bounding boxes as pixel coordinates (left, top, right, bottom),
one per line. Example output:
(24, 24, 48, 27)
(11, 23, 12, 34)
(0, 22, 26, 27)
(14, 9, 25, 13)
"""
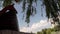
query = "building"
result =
(0, 1, 34, 34)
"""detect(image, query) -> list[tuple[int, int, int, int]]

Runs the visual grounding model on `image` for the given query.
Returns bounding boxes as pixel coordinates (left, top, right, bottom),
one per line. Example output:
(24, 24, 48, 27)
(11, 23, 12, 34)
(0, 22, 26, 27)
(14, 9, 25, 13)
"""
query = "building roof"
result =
(0, 4, 17, 16)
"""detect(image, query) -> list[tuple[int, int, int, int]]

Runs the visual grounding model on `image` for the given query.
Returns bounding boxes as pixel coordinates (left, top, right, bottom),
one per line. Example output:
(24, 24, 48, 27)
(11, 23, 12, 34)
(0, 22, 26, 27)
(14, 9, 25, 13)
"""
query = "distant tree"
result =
(37, 31, 43, 34)
(37, 28, 58, 34)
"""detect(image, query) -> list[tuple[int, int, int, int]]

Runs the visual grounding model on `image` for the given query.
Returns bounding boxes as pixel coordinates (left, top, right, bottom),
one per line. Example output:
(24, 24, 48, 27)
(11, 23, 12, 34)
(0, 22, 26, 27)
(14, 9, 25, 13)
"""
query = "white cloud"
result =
(20, 20, 52, 33)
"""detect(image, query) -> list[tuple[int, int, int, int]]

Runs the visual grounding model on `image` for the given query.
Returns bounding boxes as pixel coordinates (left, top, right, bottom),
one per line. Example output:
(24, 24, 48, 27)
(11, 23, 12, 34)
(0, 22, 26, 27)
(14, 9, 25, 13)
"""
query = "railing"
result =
(0, 30, 33, 34)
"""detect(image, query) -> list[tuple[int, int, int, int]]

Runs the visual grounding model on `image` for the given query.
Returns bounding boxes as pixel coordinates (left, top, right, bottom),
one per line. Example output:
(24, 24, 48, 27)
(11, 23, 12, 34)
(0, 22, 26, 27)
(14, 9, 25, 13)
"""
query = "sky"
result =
(14, 1, 52, 33)
(0, 0, 53, 33)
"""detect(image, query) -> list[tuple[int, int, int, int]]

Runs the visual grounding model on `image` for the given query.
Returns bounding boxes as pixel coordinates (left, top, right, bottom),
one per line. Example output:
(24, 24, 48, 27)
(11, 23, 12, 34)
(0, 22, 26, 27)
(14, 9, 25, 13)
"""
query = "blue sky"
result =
(14, 0, 52, 33)
(0, 0, 52, 33)
(14, 0, 47, 27)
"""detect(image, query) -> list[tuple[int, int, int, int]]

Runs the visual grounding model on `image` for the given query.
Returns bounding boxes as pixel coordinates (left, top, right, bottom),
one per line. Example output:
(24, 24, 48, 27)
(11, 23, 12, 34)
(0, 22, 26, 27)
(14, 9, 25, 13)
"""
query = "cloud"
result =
(20, 20, 51, 33)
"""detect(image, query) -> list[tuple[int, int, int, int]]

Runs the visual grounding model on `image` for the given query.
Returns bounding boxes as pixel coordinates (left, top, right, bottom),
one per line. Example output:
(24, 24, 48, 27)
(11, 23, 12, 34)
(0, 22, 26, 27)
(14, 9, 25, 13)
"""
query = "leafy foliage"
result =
(43, 0, 60, 23)
(3, 0, 12, 7)
(43, 0, 60, 30)
(22, 0, 37, 23)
